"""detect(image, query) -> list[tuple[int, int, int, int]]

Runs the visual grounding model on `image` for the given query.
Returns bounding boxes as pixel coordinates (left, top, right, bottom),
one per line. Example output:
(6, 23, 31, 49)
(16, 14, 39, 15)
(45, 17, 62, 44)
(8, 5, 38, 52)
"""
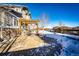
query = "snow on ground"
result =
(39, 30, 79, 56)
(57, 33, 79, 40)
(39, 30, 79, 39)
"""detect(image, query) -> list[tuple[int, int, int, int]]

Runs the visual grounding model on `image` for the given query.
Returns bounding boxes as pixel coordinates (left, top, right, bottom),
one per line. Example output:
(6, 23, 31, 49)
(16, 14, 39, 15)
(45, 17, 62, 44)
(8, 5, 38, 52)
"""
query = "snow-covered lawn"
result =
(39, 30, 79, 39)
(39, 30, 79, 56)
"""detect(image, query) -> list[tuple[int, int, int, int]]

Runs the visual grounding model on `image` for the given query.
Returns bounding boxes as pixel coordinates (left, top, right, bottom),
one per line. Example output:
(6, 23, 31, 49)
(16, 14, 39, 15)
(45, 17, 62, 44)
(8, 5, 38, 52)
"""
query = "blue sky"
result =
(12, 3, 79, 27)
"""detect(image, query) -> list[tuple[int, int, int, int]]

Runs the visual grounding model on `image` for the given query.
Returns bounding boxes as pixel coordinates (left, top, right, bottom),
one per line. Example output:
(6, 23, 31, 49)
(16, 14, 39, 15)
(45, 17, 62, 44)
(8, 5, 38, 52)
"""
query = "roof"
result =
(0, 6, 22, 18)
(9, 10, 22, 17)
(0, 4, 30, 19)
(0, 4, 28, 8)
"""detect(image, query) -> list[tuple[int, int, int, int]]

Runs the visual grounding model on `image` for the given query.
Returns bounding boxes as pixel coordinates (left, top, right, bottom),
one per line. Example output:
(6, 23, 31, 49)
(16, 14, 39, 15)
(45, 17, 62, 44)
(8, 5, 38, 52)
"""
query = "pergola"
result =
(18, 17, 40, 34)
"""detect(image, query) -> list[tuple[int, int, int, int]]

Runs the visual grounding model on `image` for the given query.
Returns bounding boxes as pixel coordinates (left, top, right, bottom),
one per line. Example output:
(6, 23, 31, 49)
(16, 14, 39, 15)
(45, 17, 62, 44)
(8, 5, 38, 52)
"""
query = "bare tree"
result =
(39, 13, 49, 28)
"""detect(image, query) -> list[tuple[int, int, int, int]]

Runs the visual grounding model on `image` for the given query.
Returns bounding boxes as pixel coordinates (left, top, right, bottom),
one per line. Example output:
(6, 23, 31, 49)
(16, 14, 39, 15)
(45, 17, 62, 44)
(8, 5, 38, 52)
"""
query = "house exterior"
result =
(0, 4, 31, 28)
